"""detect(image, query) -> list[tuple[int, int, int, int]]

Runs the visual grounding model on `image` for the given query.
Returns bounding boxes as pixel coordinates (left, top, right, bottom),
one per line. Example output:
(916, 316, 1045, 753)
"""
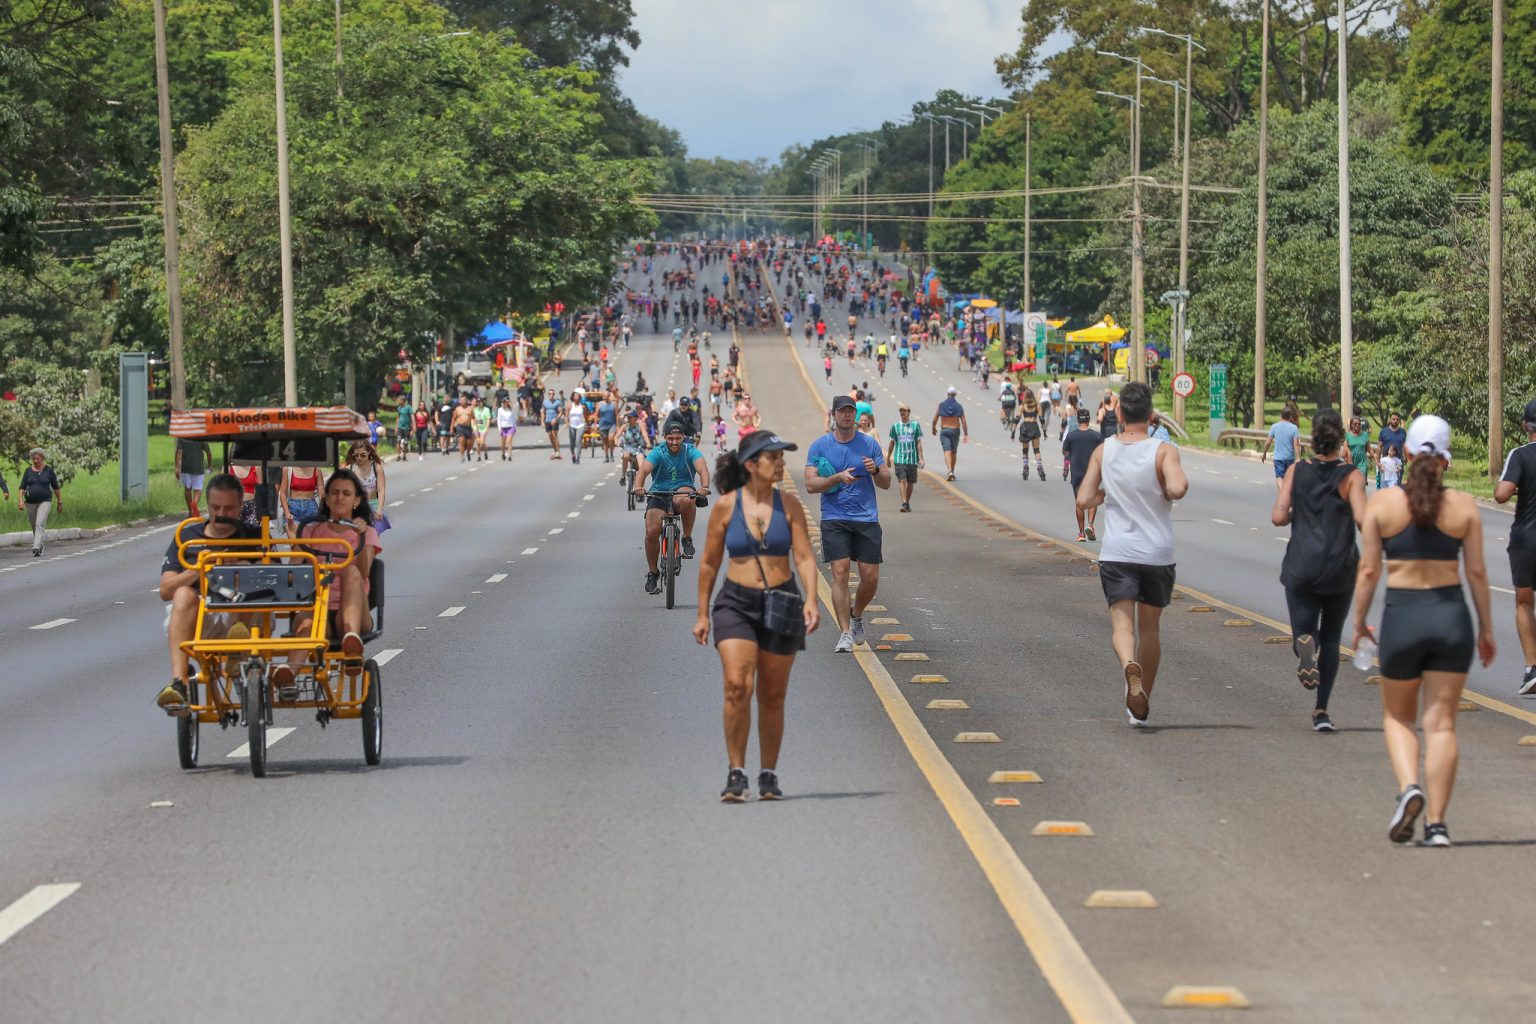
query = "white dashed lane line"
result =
(439, 606, 465, 618)
(486, 573, 507, 583)
(583, 494, 595, 501)
(548, 528, 563, 535)
(0, 883, 81, 948)
(521, 547, 539, 555)
(567, 511, 581, 519)
(373, 649, 404, 666)
(226, 727, 296, 759)
(388, 500, 404, 508)
(1211, 518, 1235, 526)
(30, 618, 76, 630)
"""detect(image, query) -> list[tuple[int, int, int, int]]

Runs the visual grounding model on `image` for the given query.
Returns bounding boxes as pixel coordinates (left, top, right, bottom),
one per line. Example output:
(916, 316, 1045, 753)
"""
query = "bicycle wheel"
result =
(243, 663, 267, 779)
(176, 682, 199, 770)
(664, 524, 677, 609)
(361, 658, 383, 766)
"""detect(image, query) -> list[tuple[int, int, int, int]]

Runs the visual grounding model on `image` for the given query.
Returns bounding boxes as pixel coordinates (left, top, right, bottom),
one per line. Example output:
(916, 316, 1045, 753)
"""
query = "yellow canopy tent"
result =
(1063, 315, 1126, 344)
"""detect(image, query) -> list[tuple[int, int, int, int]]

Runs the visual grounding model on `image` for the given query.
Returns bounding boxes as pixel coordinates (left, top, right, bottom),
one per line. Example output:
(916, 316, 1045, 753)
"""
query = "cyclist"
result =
(876, 337, 888, 377)
(897, 337, 911, 377)
(619, 411, 651, 488)
(634, 419, 711, 595)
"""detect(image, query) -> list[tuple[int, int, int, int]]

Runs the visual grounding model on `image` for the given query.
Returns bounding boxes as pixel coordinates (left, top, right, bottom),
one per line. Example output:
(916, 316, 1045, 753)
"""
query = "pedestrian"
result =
(394, 402, 412, 462)
(1017, 387, 1044, 481)
(807, 394, 891, 653)
(542, 388, 563, 460)
(1063, 408, 1103, 541)
(1494, 398, 1536, 695)
(1261, 406, 1302, 488)
(693, 431, 820, 802)
(1272, 410, 1366, 731)
(886, 403, 924, 512)
(930, 385, 968, 481)
(345, 439, 388, 526)
(18, 447, 62, 557)
(1377, 446, 1402, 488)
(1376, 412, 1406, 487)
(412, 403, 432, 461)
(174, 435, 212, 518)
(1096, 390, 1119, 438)
(1074, 383, 1188, 725)
(1346, 416, 1372, 478)
(1352, 415, 1495, 846)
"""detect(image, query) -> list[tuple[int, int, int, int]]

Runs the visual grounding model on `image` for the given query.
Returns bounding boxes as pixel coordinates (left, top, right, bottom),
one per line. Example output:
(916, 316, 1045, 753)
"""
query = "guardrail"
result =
(1214, 427, 1312, 452)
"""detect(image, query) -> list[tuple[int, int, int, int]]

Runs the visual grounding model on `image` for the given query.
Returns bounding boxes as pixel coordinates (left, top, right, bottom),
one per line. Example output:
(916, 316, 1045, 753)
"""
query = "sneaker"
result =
(1422, 822, 1452, 847)
(758, 770, 783, 801)
(644, 571, 661, 595)
(900, 502, 910, 512)
(1388, 784, 1425, 844)
(834, 631, 854, 653)
(1520, 665, 1536, 697)
(225, 621, 251, 641)
(681, 536, 696, 559)
(946, 472, 955, 481)
(850, 615, 866, 646)
(720, 768, 750, 803)
(156, 679, 190, 716)
(1123, 662, 1149, 723)
(1296, 634, 1320, 689)
(1312, 710, 1336, 732)
(1077, 532, 1087, 542)
(32, 547, 41, 557)
(1084, 526, 1096, 542)
(1125, 709, 1147, 728)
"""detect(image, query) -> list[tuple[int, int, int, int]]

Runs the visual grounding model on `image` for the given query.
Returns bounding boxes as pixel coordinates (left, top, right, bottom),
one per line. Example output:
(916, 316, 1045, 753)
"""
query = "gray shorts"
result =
(939, 427, 962, 452)
(179, 473, 205, 491)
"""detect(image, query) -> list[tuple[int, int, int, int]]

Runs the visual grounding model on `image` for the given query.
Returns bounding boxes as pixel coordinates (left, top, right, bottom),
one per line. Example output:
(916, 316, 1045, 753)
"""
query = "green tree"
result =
(12, 364, 117, 481)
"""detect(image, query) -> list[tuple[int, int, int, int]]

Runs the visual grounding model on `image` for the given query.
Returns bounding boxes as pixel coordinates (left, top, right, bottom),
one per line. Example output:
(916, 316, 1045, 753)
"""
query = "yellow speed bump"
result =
(1031, 821, 1094, 836)
(1085, 890, 1158, 909)
(992, 797, 1020, 807)
(910, 674, 949, 683)
(1458, 700, 1480, 712)
(895, 652, 930, 662)
(882, 633, 913, 642)
(870, 617, 901, 625)
(954, 732, 1001, 743)
(1189, 605, 1214, 613)
(1223, 618, 1254, 627)
(1518, 735, 1536, 746)
(988, 771, 1043, 784)
(1263, 635, 1291, 645)
(1160, 986, 1251, 1010)
(864, 604, 888, 612)
(926, 699, 970, 710)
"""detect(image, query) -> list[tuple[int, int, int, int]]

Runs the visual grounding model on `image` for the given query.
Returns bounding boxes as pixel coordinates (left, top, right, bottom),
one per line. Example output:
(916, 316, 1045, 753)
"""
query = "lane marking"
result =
(373, 649, 404, 666)
(0, 883, 81, 948)
(566, 511, 581, 518)
(439, 606, 465, 617)
(447, 475, 459, 481)
(547, 528, 564, 535)
(1210, 517, 1235, 526)
(486, 573, 507, 583)
(1492, 585, 1516, 594)
(955, 731, 1001, 743)
(226, 727, 296, 759)
(421, 486, 434, 492)
(521, 547, 539, 555)
(583, 494, 595, 501)
(30, 618, 76, 630)
(388, 500, 404, 508)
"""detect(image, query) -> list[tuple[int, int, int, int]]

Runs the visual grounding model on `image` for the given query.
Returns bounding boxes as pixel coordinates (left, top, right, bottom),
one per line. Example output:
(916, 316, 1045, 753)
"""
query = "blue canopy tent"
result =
(468, 320, 517, 347)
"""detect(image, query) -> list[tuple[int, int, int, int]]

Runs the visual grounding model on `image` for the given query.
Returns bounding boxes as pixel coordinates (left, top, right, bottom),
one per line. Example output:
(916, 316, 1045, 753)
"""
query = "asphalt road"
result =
(1, 250, 1533, 1023)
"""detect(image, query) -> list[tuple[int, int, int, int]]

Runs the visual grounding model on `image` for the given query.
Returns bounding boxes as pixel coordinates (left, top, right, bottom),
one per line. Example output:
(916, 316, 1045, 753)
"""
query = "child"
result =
(1378, 445, 1403, 488)
(713, 415, 728, 454)
(824, 354, 834, 382)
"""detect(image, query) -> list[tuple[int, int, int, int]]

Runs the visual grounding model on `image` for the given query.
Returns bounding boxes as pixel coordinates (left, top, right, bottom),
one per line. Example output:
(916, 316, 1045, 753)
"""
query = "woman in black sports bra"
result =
(1353, 416, 1495, 847)
(1017, 388, 1044, 481)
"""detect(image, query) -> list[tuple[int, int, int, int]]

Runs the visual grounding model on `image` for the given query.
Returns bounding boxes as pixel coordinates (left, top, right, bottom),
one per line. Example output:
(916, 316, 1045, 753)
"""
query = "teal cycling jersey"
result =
(620, 425, 647, 452)
(645, 442, 703, 492)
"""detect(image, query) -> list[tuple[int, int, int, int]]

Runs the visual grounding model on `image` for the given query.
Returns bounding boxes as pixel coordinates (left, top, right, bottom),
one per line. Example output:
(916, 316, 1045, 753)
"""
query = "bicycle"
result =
(635, 487, 707, 609)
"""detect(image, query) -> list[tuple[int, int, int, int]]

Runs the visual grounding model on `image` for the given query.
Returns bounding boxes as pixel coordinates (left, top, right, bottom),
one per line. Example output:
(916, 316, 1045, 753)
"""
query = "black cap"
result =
(1524, 399, 1536, 425)
(1077, 408, 1091, 421)
(739, 432, 799, 462)
(831, 395, 858, 412)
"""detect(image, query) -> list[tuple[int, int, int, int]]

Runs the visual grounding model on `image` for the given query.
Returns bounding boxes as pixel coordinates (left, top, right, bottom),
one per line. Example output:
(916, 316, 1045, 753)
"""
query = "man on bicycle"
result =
(632, 418, 710, 595)
(897, 337, 911, 376)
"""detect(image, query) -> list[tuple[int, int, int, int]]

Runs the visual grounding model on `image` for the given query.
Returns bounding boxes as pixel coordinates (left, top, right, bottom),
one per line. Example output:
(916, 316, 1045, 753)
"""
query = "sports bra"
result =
(289, 468, 319, 493)
(726, 489, 791, 558)
(1382, 520, 1462, 561)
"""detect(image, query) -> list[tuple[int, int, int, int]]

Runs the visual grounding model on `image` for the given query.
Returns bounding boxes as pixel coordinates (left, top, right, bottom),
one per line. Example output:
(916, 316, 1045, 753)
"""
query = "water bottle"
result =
(1352, 635, 1376, 671)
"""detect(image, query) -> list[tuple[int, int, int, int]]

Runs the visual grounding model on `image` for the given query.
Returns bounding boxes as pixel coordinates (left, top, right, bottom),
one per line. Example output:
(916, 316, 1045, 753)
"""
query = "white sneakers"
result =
(834, 632, 854, 653)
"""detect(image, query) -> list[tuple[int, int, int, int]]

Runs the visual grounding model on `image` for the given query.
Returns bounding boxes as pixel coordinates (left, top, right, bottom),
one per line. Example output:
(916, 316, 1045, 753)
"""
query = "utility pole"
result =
(152, 0, 186, 410)
(1131, 66, 1145, 384)
(1337, 0, 1354, 424)
(273, 0, 298, 407)
(1255, 0, 1270, 428)
(334, 0, 356, 410)
(1490, 0, 1505, 482)
(1024, 113, 1032, 315)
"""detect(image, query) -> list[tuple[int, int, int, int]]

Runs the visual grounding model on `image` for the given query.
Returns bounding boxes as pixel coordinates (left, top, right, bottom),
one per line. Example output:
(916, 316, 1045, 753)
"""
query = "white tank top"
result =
(1098, 436, 1175, 565)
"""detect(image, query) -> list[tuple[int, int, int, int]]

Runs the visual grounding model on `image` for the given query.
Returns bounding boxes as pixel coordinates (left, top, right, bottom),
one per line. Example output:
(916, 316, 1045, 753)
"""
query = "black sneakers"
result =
(681, 536, 696, 559)
(644, 571, 661, 595)
(758, 770, 783, 801)
(1422, 822, 1452, 847)
(721, 768, 749, 802)
(1389, 784, 1425, 844)
(1520, 665, 1536, 697)
(1311, 710, 1335, 732)
(1296, 634, 1320, 690)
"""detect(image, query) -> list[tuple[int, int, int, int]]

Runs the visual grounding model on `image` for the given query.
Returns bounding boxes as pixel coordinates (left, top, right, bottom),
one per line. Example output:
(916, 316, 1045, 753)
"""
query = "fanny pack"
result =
(753, 553, 805, 636)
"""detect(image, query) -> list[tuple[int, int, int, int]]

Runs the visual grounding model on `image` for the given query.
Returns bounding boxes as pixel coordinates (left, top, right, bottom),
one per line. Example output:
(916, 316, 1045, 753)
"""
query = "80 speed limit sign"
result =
(1172, 372, 1197, 398)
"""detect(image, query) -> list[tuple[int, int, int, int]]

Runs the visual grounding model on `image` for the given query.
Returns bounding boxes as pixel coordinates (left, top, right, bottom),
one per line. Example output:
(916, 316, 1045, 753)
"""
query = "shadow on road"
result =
(786, 790, 890, 801)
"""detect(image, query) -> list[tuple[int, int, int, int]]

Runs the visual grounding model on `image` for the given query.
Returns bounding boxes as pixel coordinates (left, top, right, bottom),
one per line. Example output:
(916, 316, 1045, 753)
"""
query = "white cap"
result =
(1405, 414, 1452, 462)
(947, 385, 958, 395)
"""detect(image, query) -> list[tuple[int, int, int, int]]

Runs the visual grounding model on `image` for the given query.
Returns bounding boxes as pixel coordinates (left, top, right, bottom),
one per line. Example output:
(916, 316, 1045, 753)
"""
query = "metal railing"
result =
(1214, 427, 1311, 452)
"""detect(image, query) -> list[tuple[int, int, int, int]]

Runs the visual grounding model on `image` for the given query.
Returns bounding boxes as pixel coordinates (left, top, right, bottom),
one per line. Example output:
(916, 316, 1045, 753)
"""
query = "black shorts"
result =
(1099, 560, 1176, 607)
(712, 579, 805, 655)
(893, 463, 918, 484)
(455, 424, 473, 439)
(646, 492, 707, 513)
(821, 520, 883, 564)
(1509, 547, 1536, 589)
(1379, 586, 1474, 679)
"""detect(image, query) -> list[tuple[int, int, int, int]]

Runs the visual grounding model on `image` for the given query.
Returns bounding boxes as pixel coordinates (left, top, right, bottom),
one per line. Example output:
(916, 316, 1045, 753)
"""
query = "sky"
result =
(619, 0, 1023, 163)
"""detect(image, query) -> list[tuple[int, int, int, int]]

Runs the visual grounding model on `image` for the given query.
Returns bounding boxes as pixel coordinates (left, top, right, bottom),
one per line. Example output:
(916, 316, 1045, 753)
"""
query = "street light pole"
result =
(1099, 51, 1149, 383)
(1337, 0, 1354, 424)
(273, 0, 298, 407)
(1490, 0, 1505, 482)
(334, 0, 356, 410)
(1255, 0, 1270, 429)
(1098, 89, 1140, 381)
(151, 0, 187, 410)
(1024, 113, 1032, 315)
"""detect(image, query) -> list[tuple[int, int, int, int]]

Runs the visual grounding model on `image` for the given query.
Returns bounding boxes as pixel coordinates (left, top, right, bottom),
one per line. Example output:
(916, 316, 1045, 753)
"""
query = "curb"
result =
(1, 515, 172, 548)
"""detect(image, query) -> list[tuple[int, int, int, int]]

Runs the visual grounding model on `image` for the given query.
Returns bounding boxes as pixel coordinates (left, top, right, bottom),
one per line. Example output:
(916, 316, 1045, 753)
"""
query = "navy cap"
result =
(831, 395, 858, 412)
(739, 432, 798, 462)
(1524, 399, 1536, 425)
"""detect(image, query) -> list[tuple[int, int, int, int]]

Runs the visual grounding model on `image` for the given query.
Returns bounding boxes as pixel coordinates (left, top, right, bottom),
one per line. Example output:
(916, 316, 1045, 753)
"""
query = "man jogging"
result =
(807, 394, 891, 652)
(930, 386, 968, 481)
(1075, 382, 1189, 725)
(1495, 398, 1536, 695)
(1062, 407, 1103, 541)
(886, 403, 924, 513)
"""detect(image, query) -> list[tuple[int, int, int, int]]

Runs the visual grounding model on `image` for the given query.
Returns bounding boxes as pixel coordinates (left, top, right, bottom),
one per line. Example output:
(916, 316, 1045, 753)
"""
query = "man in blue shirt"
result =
(1261, 407, 1301, 488)
(542, 390, 563, 460)
(807, 394, 891, 652)
(930, 386, 969, 481)
(1377, 412, 1406, 487)
(633, 421, 711, 595)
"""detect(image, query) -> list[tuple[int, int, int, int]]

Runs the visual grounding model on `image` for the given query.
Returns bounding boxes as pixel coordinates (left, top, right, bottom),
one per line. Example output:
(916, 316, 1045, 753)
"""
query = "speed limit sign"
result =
(1172, 372, 1197, 398)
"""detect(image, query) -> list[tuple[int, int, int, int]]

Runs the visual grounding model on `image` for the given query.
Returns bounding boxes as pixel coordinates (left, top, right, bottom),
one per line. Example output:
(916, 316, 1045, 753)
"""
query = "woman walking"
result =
(1272, 411, 1366, 732)
(1346, 416, 1372, 478)
(693, 430, 820, 802)
(1352, 415, 1495, 846)
(1017, 387, 1044, 481)
(345, 440, 388, 525)
(18, 447, 62, 557)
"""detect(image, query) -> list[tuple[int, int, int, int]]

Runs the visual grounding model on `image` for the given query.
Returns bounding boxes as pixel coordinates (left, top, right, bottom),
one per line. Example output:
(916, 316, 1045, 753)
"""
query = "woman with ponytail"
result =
(693, 430, 821, 802)
(1352, 416, 1495, 847)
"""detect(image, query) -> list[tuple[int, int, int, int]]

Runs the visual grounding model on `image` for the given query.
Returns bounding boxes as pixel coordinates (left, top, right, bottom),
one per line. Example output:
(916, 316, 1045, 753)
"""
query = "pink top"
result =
(302, 520, 382, 609)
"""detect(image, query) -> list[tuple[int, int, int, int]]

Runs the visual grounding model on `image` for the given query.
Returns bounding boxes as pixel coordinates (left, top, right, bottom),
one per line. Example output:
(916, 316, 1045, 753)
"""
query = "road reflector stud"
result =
(895, 653, 930, 661)
(1032, 821, 1094, 836)
(1517, 735, 1536, 746)
(1365, 675, 1383, 685)
(926, 699, 969, 710)
(1458, 700, 1479, 712)
(1223, 618, 1254, 627)
(910, 674, 948, 683)
(882, 633, 913, 642)
(988, 771, 1042, 784)
(1160, 986, 1251, 1010)
(1170, 591, 1183, 600)
(864, 604, 887, 612)
(992, 797, 1020, 807)
(148, 801, 174, 809)
(1190, 606, 1214, 613)
(870, 617, 900, 624)
(1037, 542, 1053, 548)
(875, 644, 892, 651)
(1085, 890, 1158, 909)
(1263, 635, 1291, 644)
(954, 732, 1000, 743)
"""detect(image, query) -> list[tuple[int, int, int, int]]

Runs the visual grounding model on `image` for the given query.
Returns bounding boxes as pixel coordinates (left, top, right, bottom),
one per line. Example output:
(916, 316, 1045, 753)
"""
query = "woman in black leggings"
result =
(1352, 415, 1495, 847)
(1272, 410, 1365, 731)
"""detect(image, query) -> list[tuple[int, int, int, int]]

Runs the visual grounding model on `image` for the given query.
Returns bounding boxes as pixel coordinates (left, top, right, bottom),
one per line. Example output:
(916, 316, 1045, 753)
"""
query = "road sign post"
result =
(1208, 363, 1228, 439)
(119, 352, 149, 501)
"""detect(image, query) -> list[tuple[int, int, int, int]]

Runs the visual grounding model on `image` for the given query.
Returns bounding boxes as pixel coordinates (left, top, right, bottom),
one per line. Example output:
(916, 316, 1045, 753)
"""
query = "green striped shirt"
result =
(889, 420, 922, 465)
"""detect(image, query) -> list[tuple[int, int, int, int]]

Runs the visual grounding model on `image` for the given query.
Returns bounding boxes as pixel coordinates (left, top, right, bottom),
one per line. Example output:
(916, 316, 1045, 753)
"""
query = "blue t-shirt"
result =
(807, 431, 886, 523)
(1378, 425, 1406, 456)
(597, 401, 616, 428)
(645, 443, 704, 492)
(1269, 420, 1300, 461)
(542, 397, 561, 424)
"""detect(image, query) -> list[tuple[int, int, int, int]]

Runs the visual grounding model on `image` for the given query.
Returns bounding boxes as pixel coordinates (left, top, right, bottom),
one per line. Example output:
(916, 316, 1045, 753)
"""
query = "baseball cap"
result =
(1405, 415, 1452, 462)
(1523, 399, 1536, 425)
(946, 385, 958, 395)
(831, 395, 858, 412)
(738, 431, 799, 462)
(1077, 408, 1091, 422)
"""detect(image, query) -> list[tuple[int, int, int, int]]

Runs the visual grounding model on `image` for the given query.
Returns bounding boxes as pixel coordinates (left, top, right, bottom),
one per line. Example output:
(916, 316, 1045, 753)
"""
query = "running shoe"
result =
(900, 502, 910, 513)
(1123, 661, 1149, 723)
(681, 536, 696, 559)
(1296, 634, 1320, 689)
(1077, 532, 1087, 542)
(1422, 822, 1452, 847)
(1388, 784, 1425, 844)
(946, 472, 955, 481)
(1084, 526, 1096, 542)
(644, 571, 661, 595)
(156, 679, 190, 716)
(1125, 709, 1147, 728)
(758, 770, 783, 801)
(1520, 665, 1536, 696)
(834, 631, 854, 653)
(850, 615, 866, 646)
(721, 768, 750, 803)
(1311, 711, 1336, 732)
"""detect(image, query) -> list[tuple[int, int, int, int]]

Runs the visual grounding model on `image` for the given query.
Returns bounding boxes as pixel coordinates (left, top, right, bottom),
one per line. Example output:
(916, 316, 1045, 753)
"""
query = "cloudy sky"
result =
(619, 0, 1024, 162)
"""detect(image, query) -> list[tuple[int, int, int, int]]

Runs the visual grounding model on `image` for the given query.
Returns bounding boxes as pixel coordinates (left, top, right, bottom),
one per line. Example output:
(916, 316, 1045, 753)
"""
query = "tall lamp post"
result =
(272, 0, 298, 407)
(1490, 0, 1505, 481)
(151, 0, 186, 410)
(1099, 48, 1149, 383)
(1337, 0, 1353, 424)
